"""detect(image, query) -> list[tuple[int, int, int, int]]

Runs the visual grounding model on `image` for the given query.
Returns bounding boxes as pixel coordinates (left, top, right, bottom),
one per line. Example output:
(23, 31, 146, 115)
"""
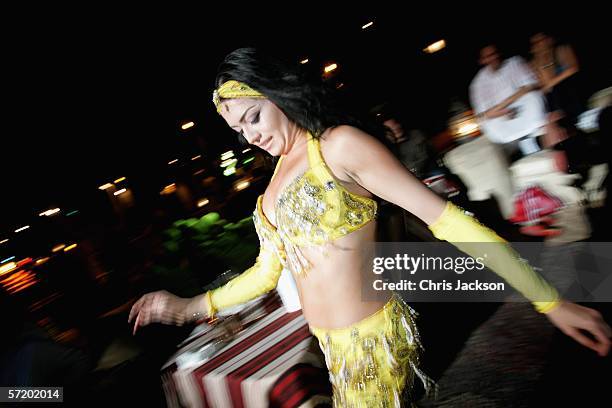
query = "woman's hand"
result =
(128, 290, 207, 334)
(546, 301, 612, 356)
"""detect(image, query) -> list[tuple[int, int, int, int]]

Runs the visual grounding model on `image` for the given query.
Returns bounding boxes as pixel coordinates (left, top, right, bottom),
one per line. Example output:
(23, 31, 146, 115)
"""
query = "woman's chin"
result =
(266, 144, 281, 156)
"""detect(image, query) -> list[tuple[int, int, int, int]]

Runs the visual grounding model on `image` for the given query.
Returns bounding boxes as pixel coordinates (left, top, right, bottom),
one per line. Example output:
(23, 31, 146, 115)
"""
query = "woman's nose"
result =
(243, 129, 262, 145)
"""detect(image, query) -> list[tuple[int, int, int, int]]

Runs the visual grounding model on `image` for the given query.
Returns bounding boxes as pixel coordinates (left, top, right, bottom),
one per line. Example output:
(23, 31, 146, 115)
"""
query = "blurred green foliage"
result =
(152, 212, 259, 297)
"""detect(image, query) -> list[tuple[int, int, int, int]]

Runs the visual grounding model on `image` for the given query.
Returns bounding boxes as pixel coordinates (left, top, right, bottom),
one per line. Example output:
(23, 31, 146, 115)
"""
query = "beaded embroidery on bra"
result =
(253, 133, 377, 276)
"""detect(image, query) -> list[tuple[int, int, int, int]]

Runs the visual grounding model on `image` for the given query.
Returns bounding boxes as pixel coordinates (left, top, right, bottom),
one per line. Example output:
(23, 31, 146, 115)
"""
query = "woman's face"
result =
(219, 98, 295, 156)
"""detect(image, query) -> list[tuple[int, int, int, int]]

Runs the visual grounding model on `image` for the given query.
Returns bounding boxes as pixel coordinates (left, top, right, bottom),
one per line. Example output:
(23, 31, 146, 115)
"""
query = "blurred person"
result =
(130, 48, 611, 406)
(382, 115, 431, 180)
(470, 44, 552, 158)
(597, 105, 612, 211)
(529, 32, 587, 124)
(380, 112, 439, 242)
(529, 31, 604, 180)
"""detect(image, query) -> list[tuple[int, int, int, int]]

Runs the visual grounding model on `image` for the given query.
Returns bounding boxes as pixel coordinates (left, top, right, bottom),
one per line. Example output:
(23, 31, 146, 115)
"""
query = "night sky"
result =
(2, 10, 609, 233)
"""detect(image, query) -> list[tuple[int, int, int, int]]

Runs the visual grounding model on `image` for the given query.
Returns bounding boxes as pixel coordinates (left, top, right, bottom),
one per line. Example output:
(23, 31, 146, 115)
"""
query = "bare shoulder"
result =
(317, 125, 368, 182)
(318, 125, 391, 182)
(320, 125, 381, 157)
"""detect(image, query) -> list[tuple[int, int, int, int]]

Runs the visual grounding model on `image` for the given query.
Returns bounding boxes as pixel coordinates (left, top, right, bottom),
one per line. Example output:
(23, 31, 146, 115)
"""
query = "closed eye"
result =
(250, 111, 260, 125)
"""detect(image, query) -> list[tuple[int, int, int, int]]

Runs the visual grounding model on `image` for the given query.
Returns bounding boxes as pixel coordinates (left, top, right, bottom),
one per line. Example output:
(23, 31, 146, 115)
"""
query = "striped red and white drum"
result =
(161, 292, 331, 408)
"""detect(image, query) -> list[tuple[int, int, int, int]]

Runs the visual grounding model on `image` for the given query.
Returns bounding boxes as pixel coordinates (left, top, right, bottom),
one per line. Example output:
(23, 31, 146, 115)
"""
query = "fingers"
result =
(567, 327, 599, 354)
(593, 332, 611, 357)
(128, 295, 146, 323)
(568, 321, 611, 357)
(139, 294, 155, 328)
(131, 293, 154, 334)
(589, 322, 611, 357)
(129, 291, 186, 334)
(133, 312, 140, 336)
(582, 310, 612, 356)
(132, 296, 154, 335)
(597, 315, 612, 338)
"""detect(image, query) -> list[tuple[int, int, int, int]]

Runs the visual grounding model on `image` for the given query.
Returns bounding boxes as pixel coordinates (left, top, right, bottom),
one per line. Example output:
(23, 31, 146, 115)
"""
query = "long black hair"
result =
(215, 47, 380, 139)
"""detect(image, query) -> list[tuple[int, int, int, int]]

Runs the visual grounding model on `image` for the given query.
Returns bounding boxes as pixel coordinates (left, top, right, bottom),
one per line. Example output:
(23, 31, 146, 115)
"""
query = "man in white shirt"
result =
(470, 44, 548, 156)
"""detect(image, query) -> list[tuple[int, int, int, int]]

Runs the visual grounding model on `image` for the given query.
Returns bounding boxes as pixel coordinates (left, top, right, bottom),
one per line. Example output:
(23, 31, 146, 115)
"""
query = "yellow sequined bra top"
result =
(253, 133, 378, 276)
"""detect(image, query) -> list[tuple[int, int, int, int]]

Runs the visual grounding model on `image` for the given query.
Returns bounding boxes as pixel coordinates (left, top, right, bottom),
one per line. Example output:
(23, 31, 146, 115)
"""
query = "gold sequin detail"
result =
(253, 166, 377, 277)
(311, 294, 437, 407)
(251, 133, 377, 276)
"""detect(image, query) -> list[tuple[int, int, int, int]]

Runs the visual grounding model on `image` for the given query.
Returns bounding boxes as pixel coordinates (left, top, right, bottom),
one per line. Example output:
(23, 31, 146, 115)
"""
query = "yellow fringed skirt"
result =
(309, 294, 436, 407)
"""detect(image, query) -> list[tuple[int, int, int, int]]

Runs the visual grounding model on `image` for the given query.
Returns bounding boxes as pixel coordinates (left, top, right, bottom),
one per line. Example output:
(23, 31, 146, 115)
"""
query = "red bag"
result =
(509, 185, 565, 225)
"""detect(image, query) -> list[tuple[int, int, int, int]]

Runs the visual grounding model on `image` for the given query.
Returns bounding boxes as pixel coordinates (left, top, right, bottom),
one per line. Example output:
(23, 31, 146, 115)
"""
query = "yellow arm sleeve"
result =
(428, 201, 561, 313)
(205, 243, 283, 318)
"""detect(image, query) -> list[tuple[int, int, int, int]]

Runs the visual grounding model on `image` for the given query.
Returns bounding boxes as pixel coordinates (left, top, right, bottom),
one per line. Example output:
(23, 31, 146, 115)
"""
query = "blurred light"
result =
(113, 188, 127, 196)
(197, 198, 210, 208)
(0, 239, 8, 245)
(181, 121, 195, 130)
(39, 208, 61, 217)
(160, 183, 177, 195)
(16, 258, 33, 268)
(9, 281, 37, 293)
(191, 155, 201, 161)
(362, 21, 374, 29)
(220, 158, 238, 168)
(235, 180, 250, 191)
(30, 292, 62, 312)
(114, 177, 126, 183)
(1, 271, 22, 284)
(376, 113, 382, 117)
(193, 169, 205, 176)
(168, 159, 179, 165)
(35, 257, 50, 265)
(66, 210, 79, 216)
(457, 122, 479, 137)
(336, 83, 344, 89)
(2, 256, 15, 264)
(223, 167, 236, 176)
(300, 58, 309, 64)
(2, 269, 38, 293)
(221, 150, 234, 160)
(242, 148, 251, 153)
(99, 183, 114, 190)
(424, 39, 446, 54)
(449, 111, 481, 139)
(64, 243, 78, 252)
(15, 226, 30, 233)
(17, 257, 32, 266)
(324, 63, 338, 73)
(243, 157, 254, 164)
(52, 244, 66, 253)
(0, 262, 17, 276)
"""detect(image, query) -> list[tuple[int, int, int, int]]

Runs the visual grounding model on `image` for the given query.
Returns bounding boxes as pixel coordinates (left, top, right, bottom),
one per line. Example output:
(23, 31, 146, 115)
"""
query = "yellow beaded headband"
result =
(213, 80, 265, 113)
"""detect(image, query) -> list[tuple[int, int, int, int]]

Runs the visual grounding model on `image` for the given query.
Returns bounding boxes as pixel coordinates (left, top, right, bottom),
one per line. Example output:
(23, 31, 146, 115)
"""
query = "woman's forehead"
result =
(219, 98, 262, 124)
(222, 98, 260, 114)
